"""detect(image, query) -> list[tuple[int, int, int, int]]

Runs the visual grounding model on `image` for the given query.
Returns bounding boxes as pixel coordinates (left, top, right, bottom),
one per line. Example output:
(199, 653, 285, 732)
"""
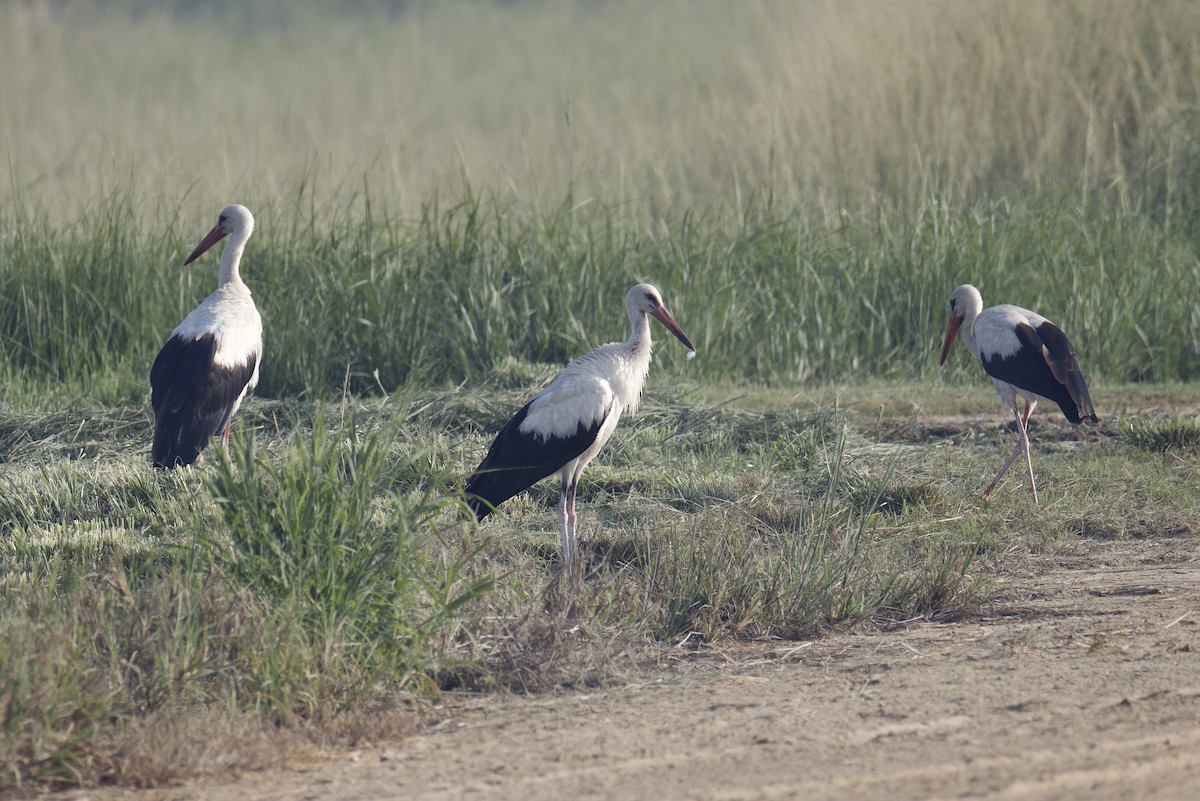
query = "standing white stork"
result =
(466, 282, 696, 567)
(939, 283, 1097, 502)
(150, 204, 263, 468)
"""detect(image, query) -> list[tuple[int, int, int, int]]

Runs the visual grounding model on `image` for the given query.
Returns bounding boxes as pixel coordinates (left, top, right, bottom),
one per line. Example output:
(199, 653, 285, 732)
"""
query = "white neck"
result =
(615, 310, 654, 414)
(628, 309, 653, 353)
(958, 297, 983, 360)
(219, 227, 252, 286)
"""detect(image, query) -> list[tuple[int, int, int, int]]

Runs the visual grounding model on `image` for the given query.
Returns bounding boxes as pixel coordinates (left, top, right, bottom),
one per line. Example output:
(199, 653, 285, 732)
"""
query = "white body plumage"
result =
(952, 293, 1052, 414)
(173, 282, 263, 375)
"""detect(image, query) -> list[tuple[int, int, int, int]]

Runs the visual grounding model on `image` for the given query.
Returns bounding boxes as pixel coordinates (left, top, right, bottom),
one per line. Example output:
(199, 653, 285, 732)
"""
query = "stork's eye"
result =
(644, 293, 658, 307)
(219, 214, 228, 226)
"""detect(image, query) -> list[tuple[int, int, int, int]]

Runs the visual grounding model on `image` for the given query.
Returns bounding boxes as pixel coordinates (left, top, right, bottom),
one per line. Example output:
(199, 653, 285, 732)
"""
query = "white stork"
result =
(939, 283, 1097, 502)
(150, 204, 263, 468)
(466, 282, 696, 567)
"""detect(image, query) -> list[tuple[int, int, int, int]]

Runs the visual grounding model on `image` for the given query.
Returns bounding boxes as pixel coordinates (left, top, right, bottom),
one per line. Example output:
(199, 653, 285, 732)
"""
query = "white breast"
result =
(565, 342, 651, 414)
(173, 283, 263, 370)
(520, 373, 616, 440)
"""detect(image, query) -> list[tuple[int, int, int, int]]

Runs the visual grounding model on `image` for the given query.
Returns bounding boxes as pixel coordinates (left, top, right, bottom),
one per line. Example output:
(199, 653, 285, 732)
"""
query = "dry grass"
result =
(103, 706, 321, 788)
(2, 0, 1197, 226)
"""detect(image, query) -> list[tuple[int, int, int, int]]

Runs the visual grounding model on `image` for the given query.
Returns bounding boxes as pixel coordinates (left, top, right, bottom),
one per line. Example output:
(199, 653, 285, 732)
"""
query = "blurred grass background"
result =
(6, 0, 1199, 223)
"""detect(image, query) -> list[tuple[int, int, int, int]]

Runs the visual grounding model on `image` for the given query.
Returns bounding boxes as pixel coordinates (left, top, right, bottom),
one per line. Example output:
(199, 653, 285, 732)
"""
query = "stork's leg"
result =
(984, 406, 1030, 501)
(556, 479, 581, 580)
(1018, 401, 1039, 504)
(564, 479, 579, 561)
(221, 421, 233, 450)
(557, 478, 571, 563)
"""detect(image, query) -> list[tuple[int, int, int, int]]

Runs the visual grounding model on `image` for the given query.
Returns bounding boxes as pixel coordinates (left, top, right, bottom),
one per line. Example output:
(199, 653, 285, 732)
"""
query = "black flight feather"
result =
(981, 321, 1097, 425)
(150, 333, 257, 468)
(465, 399, 606, 520)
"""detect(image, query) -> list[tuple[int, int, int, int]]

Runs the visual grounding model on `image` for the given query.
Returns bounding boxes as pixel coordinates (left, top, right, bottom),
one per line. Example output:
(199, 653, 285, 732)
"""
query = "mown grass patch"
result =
(5, 384, 1200, 789)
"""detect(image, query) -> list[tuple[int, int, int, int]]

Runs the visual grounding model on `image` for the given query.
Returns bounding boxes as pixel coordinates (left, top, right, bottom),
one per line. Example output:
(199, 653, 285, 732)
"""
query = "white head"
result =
(940, 283, 984, 365)
(183, 204, 255, 266)
(625, 282, 696, 354)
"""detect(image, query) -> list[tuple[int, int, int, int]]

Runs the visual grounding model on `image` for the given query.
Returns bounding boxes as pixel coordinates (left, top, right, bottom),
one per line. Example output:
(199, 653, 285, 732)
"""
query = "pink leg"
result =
(1019, 400, 1039, 503)
(557, 482, 570, 558)
(984, 403, 1038, 504)
(563, 480, 580, 576)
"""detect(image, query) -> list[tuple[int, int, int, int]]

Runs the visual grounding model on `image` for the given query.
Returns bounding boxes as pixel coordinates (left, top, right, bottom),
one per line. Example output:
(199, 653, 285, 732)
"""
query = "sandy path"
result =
(57, 536, 1200, 801)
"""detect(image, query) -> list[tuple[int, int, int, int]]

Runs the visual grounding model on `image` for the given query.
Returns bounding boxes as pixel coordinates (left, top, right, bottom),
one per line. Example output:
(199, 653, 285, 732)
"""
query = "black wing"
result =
(465, 399, 605, 520)
(150, 333, 257, 468)
(982, 321, 1097, 424)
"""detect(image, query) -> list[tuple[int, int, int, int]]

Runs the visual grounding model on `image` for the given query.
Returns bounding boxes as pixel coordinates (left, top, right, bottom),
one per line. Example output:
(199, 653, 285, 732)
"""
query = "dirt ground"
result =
(50, 530, 1199, 801)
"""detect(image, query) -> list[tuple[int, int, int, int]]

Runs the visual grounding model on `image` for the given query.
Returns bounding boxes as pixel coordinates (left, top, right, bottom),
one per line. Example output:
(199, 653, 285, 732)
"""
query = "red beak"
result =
(183, 224, 228, 265)
(939, 313, 963, 366)
(651, 305, 696, 353)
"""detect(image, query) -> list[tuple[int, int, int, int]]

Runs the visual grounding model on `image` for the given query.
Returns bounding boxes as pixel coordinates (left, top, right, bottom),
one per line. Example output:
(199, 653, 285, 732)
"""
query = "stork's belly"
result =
(566, 407, 623, 479)
(990, 378, 1046, 411)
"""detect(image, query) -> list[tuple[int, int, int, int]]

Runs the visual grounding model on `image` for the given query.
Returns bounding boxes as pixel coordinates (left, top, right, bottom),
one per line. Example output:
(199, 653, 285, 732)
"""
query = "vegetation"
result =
(5, 0, 1199, 224)
(2, 0, 1200, 791)
(2, 386, 1197, 787)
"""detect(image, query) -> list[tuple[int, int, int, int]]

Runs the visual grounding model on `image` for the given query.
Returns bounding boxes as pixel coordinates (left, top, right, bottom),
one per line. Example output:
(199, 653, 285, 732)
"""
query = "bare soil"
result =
(51, 531, 1200, 801)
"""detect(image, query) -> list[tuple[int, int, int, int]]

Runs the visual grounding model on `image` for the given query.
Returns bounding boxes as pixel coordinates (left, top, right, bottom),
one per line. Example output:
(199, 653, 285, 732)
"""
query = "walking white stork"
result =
(939, 283, 1097, 502)
(466, 282, 696, 567)
(150, 204, 263, 468)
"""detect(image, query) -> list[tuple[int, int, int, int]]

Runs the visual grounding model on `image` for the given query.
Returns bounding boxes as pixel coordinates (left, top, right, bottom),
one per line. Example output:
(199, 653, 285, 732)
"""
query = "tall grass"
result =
(2, 0, 1199, 401)
(1, 194, 1198, 405)
(1, 0, 1198, 224)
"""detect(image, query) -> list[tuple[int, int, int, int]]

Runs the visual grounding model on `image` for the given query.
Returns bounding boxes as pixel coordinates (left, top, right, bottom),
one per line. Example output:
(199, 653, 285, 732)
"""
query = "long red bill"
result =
(939, 314, 963, 366)
(183, 224, 228, 265)
(651, 306, 696, 354)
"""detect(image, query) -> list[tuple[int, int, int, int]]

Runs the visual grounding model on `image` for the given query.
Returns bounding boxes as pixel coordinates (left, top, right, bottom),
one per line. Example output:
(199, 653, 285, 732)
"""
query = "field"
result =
(3, 0, 1200, 795)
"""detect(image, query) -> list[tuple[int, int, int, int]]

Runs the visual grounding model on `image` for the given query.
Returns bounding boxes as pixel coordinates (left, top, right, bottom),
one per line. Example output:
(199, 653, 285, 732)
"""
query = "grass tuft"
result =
(1120, 416, 1200, 453)
(202, 408, 494, 717)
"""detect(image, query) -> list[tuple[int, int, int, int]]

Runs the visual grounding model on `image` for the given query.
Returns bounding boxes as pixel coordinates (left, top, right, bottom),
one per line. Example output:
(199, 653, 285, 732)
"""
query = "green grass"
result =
(203, 409, 490, 715)
(1121, 415, 1200, 453)
(4, 0, 1200, 791)
(2, 195, 1200, 405)
(2, 1, 1199, 400)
